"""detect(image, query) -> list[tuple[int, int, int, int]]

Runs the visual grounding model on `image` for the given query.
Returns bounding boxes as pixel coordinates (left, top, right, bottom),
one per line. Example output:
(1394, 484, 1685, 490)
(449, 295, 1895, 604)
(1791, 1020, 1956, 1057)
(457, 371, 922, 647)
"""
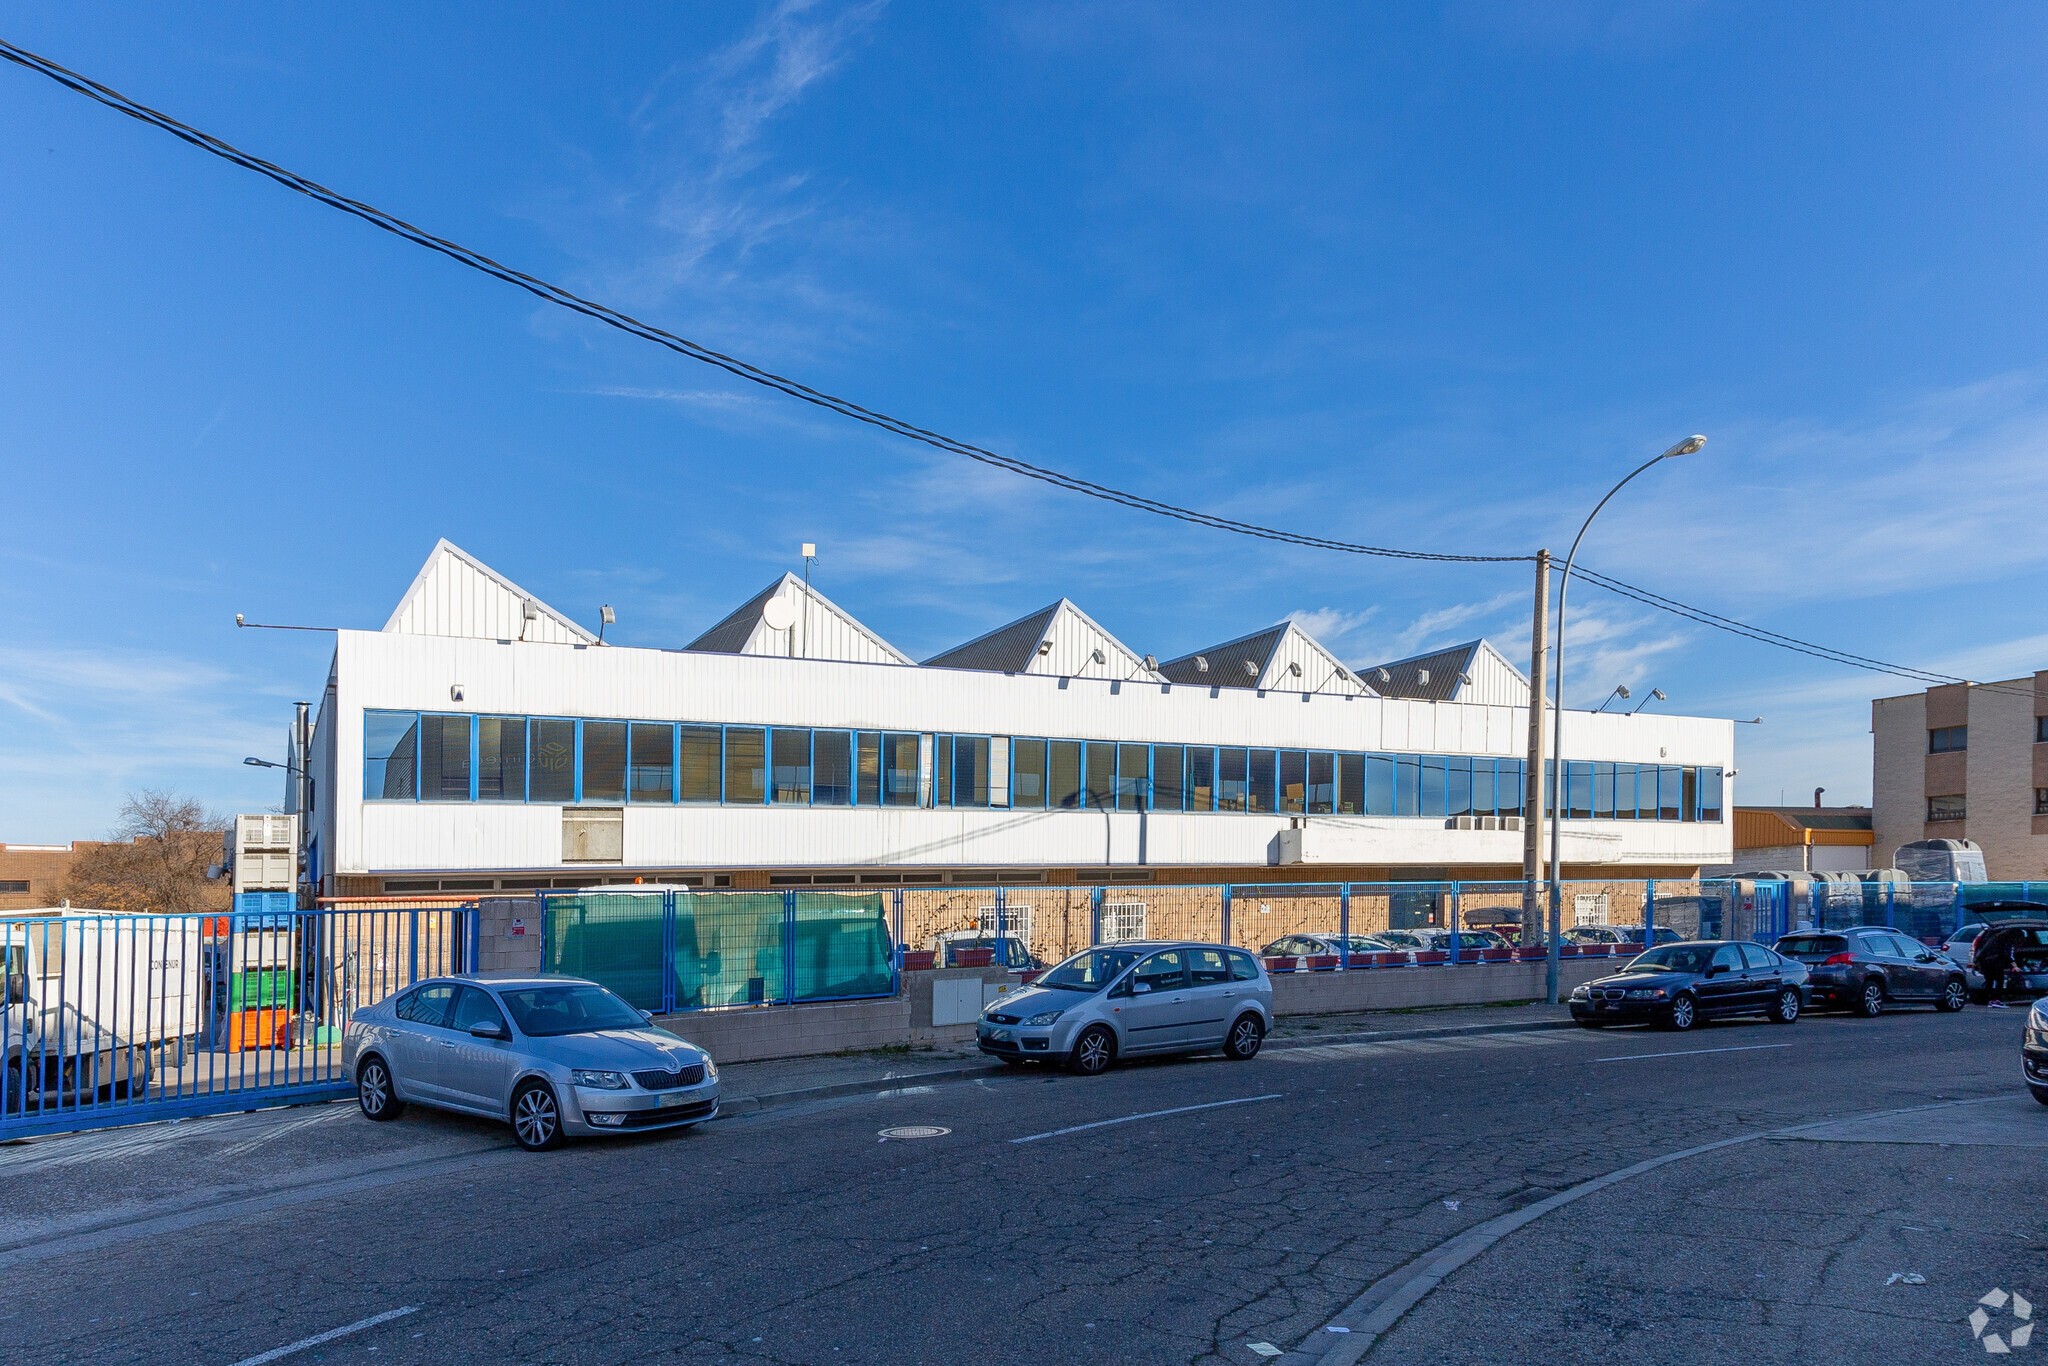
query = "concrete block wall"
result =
(1270, 958, 1612, 1015)
(476, 897, 544, 975)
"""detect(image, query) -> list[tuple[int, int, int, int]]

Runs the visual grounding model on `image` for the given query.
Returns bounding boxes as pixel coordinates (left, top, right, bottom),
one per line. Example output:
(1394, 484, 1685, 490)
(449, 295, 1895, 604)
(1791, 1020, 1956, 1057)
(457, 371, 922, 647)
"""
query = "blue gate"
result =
(1, 902, 477, 1140)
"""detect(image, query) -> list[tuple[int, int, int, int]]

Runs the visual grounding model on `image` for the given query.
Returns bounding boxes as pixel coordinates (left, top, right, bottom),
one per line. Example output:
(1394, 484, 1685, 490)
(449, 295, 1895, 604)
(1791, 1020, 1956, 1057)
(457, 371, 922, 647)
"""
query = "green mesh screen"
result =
(672, 893, 788, 1008)
(543, 893, 668, 1009)
(790, 892, 894, 1001)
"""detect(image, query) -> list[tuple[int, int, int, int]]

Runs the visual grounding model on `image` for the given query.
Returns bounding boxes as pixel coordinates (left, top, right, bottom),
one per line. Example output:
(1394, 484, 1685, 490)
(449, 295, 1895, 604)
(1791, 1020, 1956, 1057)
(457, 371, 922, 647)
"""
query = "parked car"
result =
(1568, 924, 1685, 947)
(344, 974, 720, 1152)
(1944, 904, 2048, 1001)
(976, 941, 1273, 1075)
(1373, 928, 1510, 954)
(1568, 940, 1809, 1031)
(1772, 927, 1968, 1015)
(927, 931, 1042, 970)
(1258, 933, 1402, 959)
(2026, 997, 2048, 1106)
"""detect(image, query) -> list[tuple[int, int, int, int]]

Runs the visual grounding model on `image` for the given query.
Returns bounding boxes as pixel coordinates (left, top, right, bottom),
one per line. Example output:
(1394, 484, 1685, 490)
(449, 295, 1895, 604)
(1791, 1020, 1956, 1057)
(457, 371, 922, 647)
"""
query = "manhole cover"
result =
(878, 1126, 951, 1140)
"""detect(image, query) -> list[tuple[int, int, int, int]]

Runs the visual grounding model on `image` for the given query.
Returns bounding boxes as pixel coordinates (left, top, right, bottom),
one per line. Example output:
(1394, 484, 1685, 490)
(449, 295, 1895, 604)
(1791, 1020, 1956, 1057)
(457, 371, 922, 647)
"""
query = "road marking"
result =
(225, 1306, 418, 1366)
(1010, 1094, 1282, 1144)
(217, 1108, 348, 1159)
(1594, 1043, 1794, 1063)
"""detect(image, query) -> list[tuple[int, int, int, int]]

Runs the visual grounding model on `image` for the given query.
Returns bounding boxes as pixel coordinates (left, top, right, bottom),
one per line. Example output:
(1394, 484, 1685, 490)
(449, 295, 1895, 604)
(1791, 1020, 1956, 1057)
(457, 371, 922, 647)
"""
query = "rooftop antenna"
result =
(800, 543, 816, 658)
(519, 598, 539, 642)
(762, 593, 797, 657)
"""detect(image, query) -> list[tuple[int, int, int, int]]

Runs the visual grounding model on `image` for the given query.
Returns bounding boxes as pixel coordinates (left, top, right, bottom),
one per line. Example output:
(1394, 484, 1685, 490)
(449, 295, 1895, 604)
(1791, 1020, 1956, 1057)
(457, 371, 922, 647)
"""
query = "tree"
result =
(60, 791, 232, 916)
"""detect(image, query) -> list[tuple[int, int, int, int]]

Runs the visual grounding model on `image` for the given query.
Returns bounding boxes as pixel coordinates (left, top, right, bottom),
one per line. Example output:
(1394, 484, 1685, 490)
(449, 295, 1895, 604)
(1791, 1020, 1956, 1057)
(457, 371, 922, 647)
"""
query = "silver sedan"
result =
(977, 941, 1274, 1074)
(343, 974, 720, 1151)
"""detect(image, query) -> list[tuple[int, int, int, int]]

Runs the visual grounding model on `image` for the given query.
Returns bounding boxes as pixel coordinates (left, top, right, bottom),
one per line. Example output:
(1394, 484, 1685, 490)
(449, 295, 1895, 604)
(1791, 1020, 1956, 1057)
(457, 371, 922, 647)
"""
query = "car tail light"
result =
(1824, 952, 1856, 965)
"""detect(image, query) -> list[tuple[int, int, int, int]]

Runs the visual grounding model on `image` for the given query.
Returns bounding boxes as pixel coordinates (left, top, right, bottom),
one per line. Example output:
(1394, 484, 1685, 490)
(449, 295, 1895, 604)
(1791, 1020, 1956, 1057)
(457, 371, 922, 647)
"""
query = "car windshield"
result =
(1776, 936, 1846, 956)
(1620, 945, 1714, 975)
(497, 983, 646, 1037)
(1038, 948, 1143, 991)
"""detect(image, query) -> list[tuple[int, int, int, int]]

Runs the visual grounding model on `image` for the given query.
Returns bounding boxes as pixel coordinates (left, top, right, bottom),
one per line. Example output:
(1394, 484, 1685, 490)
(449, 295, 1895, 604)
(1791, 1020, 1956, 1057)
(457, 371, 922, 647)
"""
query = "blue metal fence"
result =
(0, 902, 478, 1141)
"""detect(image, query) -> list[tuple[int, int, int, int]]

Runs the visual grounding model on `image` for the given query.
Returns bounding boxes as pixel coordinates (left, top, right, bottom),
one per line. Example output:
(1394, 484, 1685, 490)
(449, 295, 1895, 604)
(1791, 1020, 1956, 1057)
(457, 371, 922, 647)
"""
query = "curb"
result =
(711, 1016, 1579, 1118)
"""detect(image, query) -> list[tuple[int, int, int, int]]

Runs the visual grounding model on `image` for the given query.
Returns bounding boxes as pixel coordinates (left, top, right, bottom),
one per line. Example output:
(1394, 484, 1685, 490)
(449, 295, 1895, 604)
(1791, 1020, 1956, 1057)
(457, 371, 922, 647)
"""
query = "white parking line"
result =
(1010, 1094, 1283, 1144)
(1595, 1043, 1794, 1063)
(225, 1305, 418, 1366)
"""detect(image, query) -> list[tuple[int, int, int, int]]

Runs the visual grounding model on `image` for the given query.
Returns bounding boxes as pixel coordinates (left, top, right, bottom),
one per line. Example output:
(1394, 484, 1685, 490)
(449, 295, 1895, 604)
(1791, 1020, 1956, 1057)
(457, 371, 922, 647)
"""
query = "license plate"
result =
(658, 1090, 694, 1107)
(1599, 1003, 1618, 1011)
(992, 1030, 1013, 1043)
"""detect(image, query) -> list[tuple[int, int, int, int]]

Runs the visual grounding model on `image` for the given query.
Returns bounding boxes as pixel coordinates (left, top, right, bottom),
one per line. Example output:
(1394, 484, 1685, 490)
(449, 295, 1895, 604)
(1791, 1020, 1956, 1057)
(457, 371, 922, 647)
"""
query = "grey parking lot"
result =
(0, 1006, 2039, 1365)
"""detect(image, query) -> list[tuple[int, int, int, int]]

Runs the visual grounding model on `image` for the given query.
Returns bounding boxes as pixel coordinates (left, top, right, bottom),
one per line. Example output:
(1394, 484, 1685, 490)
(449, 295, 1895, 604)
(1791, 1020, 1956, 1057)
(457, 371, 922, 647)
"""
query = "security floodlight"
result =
(1090, 648, 1106, 665)
(1194, 655, 1210, 673)
(1416, 669, 1430, 686)
(235, 614, 245, 627)
(597, 604, 615, 644)
(1376, 668, 1391, 684)
(1627, 687, 1668, 715)
(450, 684, 465, 702)
(1288, 662, 1302, 678)
(1142, 655, 1158, 671)
(1037, 639, 1054, 656)
(522, 599, 540, 620)
(1242, 660, 1258, 678)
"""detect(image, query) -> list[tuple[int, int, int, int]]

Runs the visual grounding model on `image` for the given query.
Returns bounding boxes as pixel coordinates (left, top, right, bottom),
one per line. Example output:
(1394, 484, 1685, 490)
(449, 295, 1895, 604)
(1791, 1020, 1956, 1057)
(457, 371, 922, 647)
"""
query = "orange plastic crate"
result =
(228, 1008, 295, 1053)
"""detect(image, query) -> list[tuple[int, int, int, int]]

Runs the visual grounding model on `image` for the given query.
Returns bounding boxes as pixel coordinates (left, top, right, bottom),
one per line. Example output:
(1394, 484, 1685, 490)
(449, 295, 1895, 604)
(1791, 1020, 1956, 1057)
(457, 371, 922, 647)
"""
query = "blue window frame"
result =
(419, 715, 472, 802)
(364, 710, 419, 800)
(629, 723, 675, 803)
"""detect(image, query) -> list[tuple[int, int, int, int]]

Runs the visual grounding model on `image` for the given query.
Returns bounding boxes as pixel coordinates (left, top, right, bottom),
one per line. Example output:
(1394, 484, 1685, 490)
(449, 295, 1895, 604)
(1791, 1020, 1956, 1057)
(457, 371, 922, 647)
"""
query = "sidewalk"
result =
(713, 1000, 1578, 1115)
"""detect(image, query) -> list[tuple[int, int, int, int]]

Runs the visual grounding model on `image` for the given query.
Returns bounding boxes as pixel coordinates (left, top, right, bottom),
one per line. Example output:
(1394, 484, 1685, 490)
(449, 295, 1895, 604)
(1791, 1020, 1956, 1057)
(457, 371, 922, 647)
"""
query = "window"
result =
(1592, 762, 1615, 820)
(1117, 743, 1149, 811)
(680, 726, 722, 802)
(951, 736, 990, 807)
(1187, 948, 1230, 985)
(1419, 756, 1446, 818)
(529, 719, 576, 803)
(1927, 794, 1966, 822)
(1681, 767, 1698, 823)
(1366, 754, 1395, 816)
(582, 721, 627, 803)
(1130, 950, 1187, 993)
(1084, 741, 1116, 809)
(1566, 762, 1592, 820)
(364, 711, 419, 800)
(478, 716, 526, 802)
(1658, 766, 1684, 822)
(1187, 746, 1215, 812)
(1446, 756, 1472, 819)
(1738, 943, 1776, 970)
(629, 723, 674, 803)
(2039, 717, 2048, 744)
(395, 983, 456, 1027)
(813, 731, 853, 806)
(1709, 944, 1744, 974)
(1338, 753, 1364, 814)
(1012, 738, 1047, 809)
(1698, 767, 1724, 823)
(0, 881, 29, 894)
(883, 733, 920, 807)
(420, 714, 472, 802)
(450, 986, 508, 1034)
(1227, 949, 1260, 982)
(724, 727, 766, 804)
(1153, 745, 1185, 811)
(1929, 725, 1968, 754)
(1395, 755, 1421, 817)
(2036, 788, 2048, 816)
(1217, 748, 1249, 812)
(1048, 740, 1083, 809)
(1248, 750, 1277, 814)
(857, 732, 883, 806)
(771, 729, 812, 804)
(1307, 752, 1334, 815)
(1279, 750, 1307, 814)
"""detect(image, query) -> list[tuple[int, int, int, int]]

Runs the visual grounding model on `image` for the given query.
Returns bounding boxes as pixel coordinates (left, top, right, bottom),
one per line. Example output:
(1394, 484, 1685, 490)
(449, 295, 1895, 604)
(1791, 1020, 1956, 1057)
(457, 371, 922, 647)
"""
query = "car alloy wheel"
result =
(512, 1082, 565, 1151)
(1225, 1015, 1265, 1060)
(1668, 994, 1697, 1031)
(1768, 987, 1800, 1024)
(1940, 979, 1968, 1012)
(1069, 1025, 1115, 1076)
(1858, 981, 1884, 1018)
(357, 1059, 404, 1121)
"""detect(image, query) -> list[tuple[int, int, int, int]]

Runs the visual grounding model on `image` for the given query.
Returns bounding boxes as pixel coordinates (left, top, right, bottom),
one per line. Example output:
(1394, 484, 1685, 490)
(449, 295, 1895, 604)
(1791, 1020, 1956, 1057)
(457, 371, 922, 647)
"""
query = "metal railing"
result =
(0, 901, 478, 1141)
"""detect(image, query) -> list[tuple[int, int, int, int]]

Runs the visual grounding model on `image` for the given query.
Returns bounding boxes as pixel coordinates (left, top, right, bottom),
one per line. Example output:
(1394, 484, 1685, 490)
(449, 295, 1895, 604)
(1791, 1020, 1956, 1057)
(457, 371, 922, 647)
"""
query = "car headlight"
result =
(570, 1069, 631, 1090)
(1025, 1010, 1065, 1026)
(701, 1056, 718, 1080)
(1569, 985, 1590, 1000)
(1625, 988, 1667, 1000)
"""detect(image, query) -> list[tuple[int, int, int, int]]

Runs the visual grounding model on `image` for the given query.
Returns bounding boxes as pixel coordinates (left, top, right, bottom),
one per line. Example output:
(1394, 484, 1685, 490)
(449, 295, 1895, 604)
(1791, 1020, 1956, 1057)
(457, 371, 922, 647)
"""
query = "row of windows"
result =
(362, 711, 1726, 821)
(1929, 725, 1968, 754)
(1930, 791, 2048, 820)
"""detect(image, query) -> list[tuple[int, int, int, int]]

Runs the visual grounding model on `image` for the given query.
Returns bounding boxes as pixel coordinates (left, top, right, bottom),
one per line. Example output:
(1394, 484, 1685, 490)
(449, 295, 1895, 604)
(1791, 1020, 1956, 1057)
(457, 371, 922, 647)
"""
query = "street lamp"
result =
(244, 755, 305, 775)
(1592, 685, 1632, 713)
(1545, 435, 1704, 1003)
(1629, 688, 1668, 715)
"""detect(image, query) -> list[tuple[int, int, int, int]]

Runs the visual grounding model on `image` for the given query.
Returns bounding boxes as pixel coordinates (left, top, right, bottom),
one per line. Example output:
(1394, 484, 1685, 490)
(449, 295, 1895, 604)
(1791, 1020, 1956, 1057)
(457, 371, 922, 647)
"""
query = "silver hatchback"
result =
(977, 942, 1274, 1074)
(343, 974, 720, 1151)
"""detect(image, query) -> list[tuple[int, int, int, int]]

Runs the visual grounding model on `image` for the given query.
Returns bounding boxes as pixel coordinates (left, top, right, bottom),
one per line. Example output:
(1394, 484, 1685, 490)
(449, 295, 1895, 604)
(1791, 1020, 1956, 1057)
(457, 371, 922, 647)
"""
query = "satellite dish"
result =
(762, 596, 797, 631)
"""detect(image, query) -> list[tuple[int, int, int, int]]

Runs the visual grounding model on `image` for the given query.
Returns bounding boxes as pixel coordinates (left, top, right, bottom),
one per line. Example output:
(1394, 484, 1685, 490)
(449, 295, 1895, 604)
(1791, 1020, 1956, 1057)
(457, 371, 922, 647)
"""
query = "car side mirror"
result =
(468, 1020, 507, 1040)
(1707, 963, 1728, 977)
(641, 1009, 656, 1023)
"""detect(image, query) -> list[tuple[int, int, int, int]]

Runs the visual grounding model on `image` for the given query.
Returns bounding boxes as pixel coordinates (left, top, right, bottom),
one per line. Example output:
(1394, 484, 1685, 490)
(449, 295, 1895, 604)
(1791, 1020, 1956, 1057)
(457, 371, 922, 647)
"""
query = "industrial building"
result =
(287, 541, 1734, 897)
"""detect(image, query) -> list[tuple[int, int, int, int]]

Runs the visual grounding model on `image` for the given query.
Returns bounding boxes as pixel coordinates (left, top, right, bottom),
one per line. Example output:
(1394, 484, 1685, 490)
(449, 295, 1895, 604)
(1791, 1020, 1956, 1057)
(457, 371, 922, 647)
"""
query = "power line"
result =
(2, 37, 2020, 698)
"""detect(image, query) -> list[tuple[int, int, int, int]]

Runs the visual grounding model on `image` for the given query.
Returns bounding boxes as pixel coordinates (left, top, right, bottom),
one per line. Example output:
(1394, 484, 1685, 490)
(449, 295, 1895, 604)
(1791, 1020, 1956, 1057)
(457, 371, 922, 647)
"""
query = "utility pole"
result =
(1522, 550, 1550, 949)
(800, 542, 816, 659)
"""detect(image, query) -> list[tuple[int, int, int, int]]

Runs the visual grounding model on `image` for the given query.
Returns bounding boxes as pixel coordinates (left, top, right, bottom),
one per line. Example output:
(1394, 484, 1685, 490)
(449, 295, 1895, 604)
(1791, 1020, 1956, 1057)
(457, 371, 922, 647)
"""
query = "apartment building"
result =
(1872, 672, 2048, 878)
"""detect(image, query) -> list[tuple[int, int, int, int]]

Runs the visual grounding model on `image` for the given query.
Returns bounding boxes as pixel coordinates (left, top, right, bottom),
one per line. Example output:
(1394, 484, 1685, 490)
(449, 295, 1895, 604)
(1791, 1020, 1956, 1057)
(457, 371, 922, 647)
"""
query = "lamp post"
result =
(1545, 435, 1705, 1003)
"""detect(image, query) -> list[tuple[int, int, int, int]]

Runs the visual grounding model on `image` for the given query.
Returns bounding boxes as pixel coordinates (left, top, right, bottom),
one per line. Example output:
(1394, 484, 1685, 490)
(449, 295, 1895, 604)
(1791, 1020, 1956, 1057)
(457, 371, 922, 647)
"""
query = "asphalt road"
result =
(2, 1006, 2040, 1366)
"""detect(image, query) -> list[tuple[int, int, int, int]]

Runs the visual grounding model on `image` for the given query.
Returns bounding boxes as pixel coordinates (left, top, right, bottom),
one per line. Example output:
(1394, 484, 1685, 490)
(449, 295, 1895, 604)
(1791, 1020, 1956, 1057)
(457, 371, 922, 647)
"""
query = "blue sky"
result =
(5, 2, 2048, 841)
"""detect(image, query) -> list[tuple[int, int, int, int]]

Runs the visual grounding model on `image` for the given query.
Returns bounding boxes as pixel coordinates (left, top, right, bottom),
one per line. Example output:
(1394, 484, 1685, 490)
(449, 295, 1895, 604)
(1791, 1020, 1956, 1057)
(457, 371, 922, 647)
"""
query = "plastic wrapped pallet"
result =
(1893, 839, 1987, 883)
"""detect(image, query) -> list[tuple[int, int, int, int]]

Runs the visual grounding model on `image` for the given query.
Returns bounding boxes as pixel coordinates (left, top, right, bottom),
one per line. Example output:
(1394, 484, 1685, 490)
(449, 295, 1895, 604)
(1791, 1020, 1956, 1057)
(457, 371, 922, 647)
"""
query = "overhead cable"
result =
(2, 36, 2019, 695)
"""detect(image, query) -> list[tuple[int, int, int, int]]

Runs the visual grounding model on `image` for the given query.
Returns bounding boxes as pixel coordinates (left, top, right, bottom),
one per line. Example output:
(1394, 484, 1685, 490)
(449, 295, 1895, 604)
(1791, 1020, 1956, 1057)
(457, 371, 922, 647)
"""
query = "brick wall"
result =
(0, 843, 93, 912)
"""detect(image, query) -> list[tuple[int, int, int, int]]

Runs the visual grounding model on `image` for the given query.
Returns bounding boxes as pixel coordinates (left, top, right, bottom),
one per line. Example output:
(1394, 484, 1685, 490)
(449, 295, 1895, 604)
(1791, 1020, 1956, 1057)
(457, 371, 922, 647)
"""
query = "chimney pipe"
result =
(1813, 786, 1825, 810)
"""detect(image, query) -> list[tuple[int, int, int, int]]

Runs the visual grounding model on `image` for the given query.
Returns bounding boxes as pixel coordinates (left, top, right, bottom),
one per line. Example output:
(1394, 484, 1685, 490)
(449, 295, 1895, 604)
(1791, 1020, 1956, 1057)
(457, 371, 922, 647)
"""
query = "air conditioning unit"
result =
(1478, 816, 1501, 831)
(1450, 816, 1479, 831)
(1501, 817, 1523, 832)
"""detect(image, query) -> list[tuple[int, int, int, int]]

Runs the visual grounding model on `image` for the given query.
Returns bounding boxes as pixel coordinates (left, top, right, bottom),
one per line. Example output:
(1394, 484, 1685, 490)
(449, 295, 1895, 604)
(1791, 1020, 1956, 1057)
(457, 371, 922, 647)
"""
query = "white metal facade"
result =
(308, 627, 1736, 881)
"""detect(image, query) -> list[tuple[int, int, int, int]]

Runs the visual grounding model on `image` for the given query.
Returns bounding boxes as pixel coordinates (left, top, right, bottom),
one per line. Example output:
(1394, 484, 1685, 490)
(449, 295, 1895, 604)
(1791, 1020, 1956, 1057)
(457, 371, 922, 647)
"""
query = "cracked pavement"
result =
(0, 1006, 2035, 1365)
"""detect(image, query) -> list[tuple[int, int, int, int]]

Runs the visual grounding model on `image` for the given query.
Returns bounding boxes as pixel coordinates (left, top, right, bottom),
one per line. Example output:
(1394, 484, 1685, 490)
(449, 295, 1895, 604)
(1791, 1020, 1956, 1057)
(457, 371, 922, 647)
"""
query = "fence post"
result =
(660, 891, 676, 1014)
(468, 906, 481, 974)
(1643, 883, 1655, 949)
(782, 891, 797, 1005)
(1885, 881, 1895, 931)
(1090, 886, 1103, 946)
(1448, 884, 1462, 965)
(407, 910, 419, 985)
(892, 889, 905, 969)
(1221, 884, 1233, 950)
(1338, 883, 1350, 969)
(1954, 883, 1965, 938)
(994, 887, 1008, 968)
